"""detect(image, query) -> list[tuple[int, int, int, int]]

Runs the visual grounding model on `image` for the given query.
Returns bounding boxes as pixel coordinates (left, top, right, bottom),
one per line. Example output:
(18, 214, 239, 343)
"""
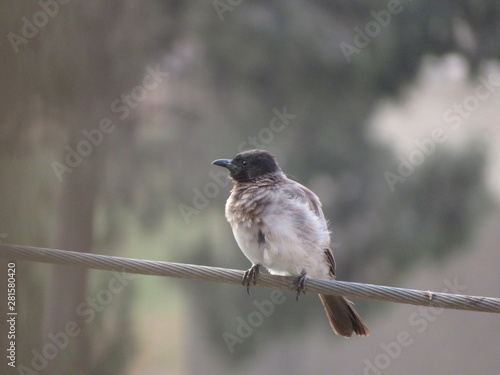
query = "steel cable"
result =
(1, 243, 499, 313)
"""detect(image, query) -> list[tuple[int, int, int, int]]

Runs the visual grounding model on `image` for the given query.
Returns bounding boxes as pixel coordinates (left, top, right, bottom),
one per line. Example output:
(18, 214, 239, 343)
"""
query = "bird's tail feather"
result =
(319, 294, 369, 337)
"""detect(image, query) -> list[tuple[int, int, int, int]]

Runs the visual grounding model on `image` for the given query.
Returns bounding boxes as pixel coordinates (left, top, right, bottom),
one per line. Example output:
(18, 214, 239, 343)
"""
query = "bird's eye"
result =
(241, 160, 248, 166)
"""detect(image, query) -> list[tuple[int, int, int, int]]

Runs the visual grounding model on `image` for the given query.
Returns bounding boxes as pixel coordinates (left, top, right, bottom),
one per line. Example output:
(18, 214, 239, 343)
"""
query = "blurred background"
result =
(1, 1, 499, 374)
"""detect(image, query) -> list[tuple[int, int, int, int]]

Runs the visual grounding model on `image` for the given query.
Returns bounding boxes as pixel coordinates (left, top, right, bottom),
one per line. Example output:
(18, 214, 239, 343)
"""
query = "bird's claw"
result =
(294, 270, 307, 301)
(242, 264, 260, 295)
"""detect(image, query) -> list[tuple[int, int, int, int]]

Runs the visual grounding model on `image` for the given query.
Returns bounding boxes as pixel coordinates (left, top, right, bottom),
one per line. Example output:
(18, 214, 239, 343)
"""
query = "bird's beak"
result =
(212, 159, 237, 173)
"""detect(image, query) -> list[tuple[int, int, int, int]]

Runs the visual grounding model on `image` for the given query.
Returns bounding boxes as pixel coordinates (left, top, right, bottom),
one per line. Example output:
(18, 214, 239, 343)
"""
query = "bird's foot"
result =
(294, 270, 307, 301)
(242, 264, 260, 295)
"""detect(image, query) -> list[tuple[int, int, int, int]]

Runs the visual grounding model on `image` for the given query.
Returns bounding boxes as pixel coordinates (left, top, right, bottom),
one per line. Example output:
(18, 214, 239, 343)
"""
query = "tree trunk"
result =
(42, 148, 100, 375)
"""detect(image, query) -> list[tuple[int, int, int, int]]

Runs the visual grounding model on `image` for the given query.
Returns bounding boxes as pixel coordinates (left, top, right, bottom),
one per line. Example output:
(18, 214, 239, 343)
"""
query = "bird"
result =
(212, 149, 369, 337)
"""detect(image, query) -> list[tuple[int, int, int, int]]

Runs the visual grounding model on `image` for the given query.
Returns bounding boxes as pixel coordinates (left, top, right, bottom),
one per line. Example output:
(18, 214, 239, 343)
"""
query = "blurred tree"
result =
(1, 1, 184, 374)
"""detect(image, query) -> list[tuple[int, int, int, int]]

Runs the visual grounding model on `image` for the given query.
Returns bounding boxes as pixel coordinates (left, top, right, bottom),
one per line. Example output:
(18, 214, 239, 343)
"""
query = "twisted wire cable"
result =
(1, 243, 499, 313)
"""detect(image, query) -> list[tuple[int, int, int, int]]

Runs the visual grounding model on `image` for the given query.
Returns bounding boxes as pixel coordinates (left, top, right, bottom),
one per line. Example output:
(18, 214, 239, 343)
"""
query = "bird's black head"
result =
(212, 149, 282, 182)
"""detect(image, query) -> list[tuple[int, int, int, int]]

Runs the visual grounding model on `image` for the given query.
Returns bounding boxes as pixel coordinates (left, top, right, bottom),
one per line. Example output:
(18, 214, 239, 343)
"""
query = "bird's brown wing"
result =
(281, 178, 336, 277)
(324, 248, 336, 278)
(281, 178, 326, 220)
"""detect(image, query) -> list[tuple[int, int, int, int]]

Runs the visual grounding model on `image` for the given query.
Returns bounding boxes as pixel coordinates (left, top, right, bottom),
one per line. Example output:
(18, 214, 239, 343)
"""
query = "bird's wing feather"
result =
(281, 178, 325, 220)
(281, 178, 336, 277)
(324, 248, 336, 278)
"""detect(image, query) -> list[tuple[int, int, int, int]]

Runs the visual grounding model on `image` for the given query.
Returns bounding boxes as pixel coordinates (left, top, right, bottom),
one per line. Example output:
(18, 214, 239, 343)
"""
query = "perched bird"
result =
(212, 149, 369, 337)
